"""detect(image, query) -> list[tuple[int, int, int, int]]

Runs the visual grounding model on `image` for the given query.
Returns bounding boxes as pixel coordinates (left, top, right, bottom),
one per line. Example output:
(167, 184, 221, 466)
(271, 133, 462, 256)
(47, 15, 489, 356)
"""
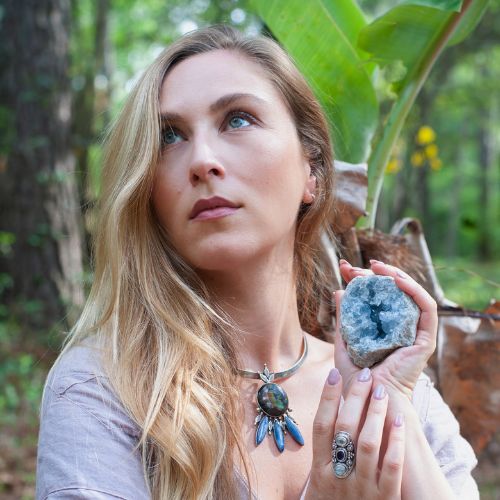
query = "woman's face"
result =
(152, 49, 315, 271)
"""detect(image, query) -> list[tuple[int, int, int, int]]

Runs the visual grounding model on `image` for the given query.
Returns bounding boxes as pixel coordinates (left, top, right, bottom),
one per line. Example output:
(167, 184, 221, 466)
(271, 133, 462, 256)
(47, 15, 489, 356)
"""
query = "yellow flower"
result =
(386, 158, 401, 174)
(425, 144, 438, 159)
(430, 158, 443, 171)
(411, 151, 425, 167)
(416, 126, 436, 145)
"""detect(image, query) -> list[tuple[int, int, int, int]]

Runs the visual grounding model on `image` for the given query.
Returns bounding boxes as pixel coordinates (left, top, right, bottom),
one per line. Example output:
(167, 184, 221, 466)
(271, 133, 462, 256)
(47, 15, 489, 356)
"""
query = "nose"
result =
(188, 138, 226, 185)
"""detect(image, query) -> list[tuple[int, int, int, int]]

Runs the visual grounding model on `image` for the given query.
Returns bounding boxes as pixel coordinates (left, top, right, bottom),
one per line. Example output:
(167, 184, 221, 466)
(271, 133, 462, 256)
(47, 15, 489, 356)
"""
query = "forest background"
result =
(0, 0, 499, 498)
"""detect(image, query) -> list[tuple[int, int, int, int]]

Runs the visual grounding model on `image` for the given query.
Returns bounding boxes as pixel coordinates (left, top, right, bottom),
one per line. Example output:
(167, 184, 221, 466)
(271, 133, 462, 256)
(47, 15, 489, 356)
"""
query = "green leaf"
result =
(250, 0, 378, 163)
(358, 1, 488, 90)
(447, 0, 490, 46)
(361, 0, 489, 228)
(401, 0, 462, 11)
(318, 0, 369, 58)
(358, 5, 453, 90)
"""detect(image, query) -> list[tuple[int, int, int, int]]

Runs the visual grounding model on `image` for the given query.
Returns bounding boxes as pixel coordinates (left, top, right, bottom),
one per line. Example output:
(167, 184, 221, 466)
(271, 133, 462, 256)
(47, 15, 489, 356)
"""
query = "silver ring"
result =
(332, 431, 355, 478)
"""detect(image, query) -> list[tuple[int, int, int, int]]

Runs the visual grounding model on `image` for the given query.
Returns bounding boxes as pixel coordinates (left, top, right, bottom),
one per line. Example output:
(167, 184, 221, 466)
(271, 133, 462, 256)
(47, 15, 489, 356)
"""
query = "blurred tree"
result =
(0, 0, 84, 331)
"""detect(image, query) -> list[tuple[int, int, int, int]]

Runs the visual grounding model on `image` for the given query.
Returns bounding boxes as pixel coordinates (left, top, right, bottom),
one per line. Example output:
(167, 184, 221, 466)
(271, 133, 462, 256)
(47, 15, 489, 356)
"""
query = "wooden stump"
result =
(438, 301, 500, 455)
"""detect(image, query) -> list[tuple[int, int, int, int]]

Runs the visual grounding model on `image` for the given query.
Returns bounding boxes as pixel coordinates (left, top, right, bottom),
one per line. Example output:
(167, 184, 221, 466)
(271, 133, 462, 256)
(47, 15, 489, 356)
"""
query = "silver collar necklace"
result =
(237, 333, 308, 452)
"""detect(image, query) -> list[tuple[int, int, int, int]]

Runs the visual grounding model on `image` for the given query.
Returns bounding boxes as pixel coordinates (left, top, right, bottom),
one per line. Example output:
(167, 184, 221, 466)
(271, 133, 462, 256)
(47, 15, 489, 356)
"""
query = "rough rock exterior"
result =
(340, 275, 419, 368)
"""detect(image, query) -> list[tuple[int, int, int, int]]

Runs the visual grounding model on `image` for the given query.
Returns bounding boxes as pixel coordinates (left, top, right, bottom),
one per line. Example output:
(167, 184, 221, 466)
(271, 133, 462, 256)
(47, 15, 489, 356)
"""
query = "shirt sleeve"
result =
(416, 374, 480, 500)
(36, 356, 151, 500)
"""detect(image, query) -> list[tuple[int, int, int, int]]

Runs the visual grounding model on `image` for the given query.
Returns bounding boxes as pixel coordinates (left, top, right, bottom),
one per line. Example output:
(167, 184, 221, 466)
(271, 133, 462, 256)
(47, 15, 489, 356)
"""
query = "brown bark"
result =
(439, 301, 500, 456)
(0, 0, 84, 330)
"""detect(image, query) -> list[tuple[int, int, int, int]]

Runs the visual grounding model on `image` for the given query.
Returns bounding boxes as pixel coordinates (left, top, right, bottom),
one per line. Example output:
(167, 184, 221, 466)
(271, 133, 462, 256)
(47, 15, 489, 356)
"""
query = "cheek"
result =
(248, 139, 306, 202)
(151, 171, 182, 231)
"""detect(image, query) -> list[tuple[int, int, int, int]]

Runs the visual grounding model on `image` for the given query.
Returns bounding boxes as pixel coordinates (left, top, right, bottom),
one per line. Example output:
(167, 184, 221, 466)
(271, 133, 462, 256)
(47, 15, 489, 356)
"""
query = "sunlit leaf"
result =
(401, 0, 462, 11)
(448, 0, 490, 46)
(250, 0, 378, 163)
(358, 5, 453, 89)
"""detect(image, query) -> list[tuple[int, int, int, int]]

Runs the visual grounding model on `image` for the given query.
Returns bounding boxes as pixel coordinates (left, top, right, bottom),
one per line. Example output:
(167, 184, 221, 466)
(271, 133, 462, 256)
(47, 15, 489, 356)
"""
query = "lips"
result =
(189, 196, 240, 220)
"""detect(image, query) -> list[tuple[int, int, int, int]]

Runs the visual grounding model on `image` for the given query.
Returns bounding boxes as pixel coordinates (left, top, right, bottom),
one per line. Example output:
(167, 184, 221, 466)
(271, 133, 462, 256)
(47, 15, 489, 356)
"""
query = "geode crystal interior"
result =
(340, 275, 419, 368)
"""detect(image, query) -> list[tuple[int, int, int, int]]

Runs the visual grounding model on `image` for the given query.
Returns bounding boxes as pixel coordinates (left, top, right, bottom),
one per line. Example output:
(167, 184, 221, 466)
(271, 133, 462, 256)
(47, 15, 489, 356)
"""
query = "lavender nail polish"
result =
(373, 384, 386, 400)
(357, 367, 371, 382)
(328, 368, 341, 385)
(394, 412, 404, 427)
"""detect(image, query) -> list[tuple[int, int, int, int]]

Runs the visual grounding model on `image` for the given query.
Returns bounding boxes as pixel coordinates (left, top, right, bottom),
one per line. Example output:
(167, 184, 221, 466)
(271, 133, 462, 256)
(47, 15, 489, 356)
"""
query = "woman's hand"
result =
(305, 368, 405, 500)
(335, 259, 438, 401)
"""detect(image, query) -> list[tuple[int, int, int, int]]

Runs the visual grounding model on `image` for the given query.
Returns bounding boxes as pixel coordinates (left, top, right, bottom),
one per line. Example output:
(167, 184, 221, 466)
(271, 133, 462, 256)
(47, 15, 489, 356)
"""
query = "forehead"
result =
(159, 49, 283, 113)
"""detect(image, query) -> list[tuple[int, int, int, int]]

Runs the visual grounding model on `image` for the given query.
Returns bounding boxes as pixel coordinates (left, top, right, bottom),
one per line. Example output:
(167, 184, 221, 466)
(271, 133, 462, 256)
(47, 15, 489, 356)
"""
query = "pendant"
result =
(254, 364, 304, 453)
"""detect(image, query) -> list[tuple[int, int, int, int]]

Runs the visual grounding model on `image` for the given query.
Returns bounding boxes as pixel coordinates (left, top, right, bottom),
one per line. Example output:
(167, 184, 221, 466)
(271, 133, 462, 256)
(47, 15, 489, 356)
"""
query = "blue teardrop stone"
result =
(285, 415, 304, 446)
(255, 415, 269, 446)
(257, 383, 289, 417)
(273, 421, 285, 453)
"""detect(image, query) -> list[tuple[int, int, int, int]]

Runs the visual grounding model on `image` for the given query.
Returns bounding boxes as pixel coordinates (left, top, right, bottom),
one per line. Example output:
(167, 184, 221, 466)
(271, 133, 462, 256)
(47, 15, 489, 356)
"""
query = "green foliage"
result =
(247, 0, 489, 229)
(250, 0, 378, 163)
(0, 231, 15, 256)
(435, 258, 499, 309)
(0, 317, 48, 427)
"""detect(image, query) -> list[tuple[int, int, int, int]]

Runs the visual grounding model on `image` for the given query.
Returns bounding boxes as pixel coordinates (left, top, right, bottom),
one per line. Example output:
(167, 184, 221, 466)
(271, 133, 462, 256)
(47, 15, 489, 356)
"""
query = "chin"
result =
(192, 247, 259, 272)
(185, 236, 265, 272)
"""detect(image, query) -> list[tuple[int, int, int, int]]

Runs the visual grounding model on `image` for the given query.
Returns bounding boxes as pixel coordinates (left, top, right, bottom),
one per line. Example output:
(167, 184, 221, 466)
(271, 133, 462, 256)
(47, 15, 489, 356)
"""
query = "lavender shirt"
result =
(36, 340, 479, 499)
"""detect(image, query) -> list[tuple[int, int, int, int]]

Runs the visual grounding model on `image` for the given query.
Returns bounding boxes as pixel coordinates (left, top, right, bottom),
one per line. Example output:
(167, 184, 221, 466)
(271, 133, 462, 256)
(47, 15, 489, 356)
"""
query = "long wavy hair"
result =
(61, 25, 335, 499)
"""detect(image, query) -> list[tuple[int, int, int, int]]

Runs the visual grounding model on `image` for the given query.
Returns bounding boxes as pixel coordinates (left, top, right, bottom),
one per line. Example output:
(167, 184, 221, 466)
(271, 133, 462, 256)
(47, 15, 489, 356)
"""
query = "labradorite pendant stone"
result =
(253, 365, 304, 452)
(257, 383, 289, 417)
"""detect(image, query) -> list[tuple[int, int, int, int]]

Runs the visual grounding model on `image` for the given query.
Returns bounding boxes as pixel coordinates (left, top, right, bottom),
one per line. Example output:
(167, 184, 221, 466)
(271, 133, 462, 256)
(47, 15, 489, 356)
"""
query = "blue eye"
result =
(228, 114, 251, 129)
(162, 127, 182, 146)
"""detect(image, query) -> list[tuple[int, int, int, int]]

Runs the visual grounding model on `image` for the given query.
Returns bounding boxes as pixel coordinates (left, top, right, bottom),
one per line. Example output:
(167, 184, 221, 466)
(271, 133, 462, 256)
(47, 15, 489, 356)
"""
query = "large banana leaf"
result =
(358, 0, 487, 92)
(250, 0, 378, 164)
(359, 0, 490, 227)
(248, 0, 489, 228)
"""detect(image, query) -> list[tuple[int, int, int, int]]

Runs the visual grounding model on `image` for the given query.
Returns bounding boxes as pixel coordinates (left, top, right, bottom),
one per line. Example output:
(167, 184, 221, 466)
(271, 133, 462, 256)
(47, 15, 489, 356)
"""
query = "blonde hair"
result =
(61, 25, 335, 499)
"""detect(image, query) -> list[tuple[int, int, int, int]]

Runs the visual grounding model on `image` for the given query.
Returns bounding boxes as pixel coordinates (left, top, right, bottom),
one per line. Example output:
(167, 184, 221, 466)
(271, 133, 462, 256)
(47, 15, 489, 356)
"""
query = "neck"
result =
(199, 250, 304, 373)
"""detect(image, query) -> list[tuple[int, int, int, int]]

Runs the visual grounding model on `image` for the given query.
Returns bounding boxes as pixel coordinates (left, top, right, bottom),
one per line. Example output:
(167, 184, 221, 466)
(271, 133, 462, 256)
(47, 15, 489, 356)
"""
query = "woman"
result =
(36, 25, 478, 499)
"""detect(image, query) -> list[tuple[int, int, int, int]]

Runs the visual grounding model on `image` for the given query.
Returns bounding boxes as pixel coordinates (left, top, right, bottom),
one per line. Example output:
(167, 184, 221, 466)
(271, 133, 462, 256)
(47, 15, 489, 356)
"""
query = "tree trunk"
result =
(0, 0, 84, 331)
(476, 91, 496, 261)
(71, 0, 112, 257)
(445, 148, 463, 258)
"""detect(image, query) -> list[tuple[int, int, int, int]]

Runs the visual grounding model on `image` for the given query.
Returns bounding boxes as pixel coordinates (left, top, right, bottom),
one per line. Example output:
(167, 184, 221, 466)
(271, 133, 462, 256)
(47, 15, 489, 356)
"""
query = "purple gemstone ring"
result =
(332, 431, 356, 478)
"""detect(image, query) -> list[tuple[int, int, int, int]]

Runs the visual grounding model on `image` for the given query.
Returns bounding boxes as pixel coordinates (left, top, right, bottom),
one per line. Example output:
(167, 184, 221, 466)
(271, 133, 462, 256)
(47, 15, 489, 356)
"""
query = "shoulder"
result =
(37, 337, 149, 500)
(41, 335, 141, 437)
(44, 336, 107, 397)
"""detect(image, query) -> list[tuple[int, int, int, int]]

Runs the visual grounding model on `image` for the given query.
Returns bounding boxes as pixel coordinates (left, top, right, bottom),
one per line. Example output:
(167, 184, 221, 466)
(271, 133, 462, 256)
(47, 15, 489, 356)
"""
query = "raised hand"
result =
(306, 367, 405, 500)
(335, 259, 438, 401)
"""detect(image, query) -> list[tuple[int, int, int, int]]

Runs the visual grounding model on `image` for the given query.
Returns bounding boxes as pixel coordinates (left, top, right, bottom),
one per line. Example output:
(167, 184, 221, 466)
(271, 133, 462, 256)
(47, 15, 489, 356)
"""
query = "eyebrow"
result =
(160, 93, 268, 122)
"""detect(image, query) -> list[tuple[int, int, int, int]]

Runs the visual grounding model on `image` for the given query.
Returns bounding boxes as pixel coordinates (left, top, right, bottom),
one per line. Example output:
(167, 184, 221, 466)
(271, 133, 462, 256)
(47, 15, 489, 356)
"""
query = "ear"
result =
(302, 174, 317, 204)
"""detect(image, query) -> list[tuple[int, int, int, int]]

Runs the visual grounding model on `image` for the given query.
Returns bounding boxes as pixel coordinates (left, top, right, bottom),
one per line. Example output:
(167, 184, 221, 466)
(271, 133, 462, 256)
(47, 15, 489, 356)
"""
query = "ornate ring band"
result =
(331, 430, 355, 479)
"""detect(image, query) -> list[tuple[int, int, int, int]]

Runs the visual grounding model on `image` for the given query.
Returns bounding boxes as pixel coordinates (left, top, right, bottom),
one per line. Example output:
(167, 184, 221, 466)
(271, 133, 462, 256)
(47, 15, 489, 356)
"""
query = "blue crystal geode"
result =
(340, 275, 419, 368)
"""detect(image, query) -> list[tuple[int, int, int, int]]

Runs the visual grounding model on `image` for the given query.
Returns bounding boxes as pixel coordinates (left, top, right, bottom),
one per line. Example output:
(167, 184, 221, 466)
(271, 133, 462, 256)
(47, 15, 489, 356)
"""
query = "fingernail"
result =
(328, 368, 341, 385)
(373, 384, 386, 400)
(370, 259, 384, 265)
(394, 412, 404, 427)
(357, 367, 371, 382)
(339, 259, 349, 266)
(396, 270, 408, 279)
